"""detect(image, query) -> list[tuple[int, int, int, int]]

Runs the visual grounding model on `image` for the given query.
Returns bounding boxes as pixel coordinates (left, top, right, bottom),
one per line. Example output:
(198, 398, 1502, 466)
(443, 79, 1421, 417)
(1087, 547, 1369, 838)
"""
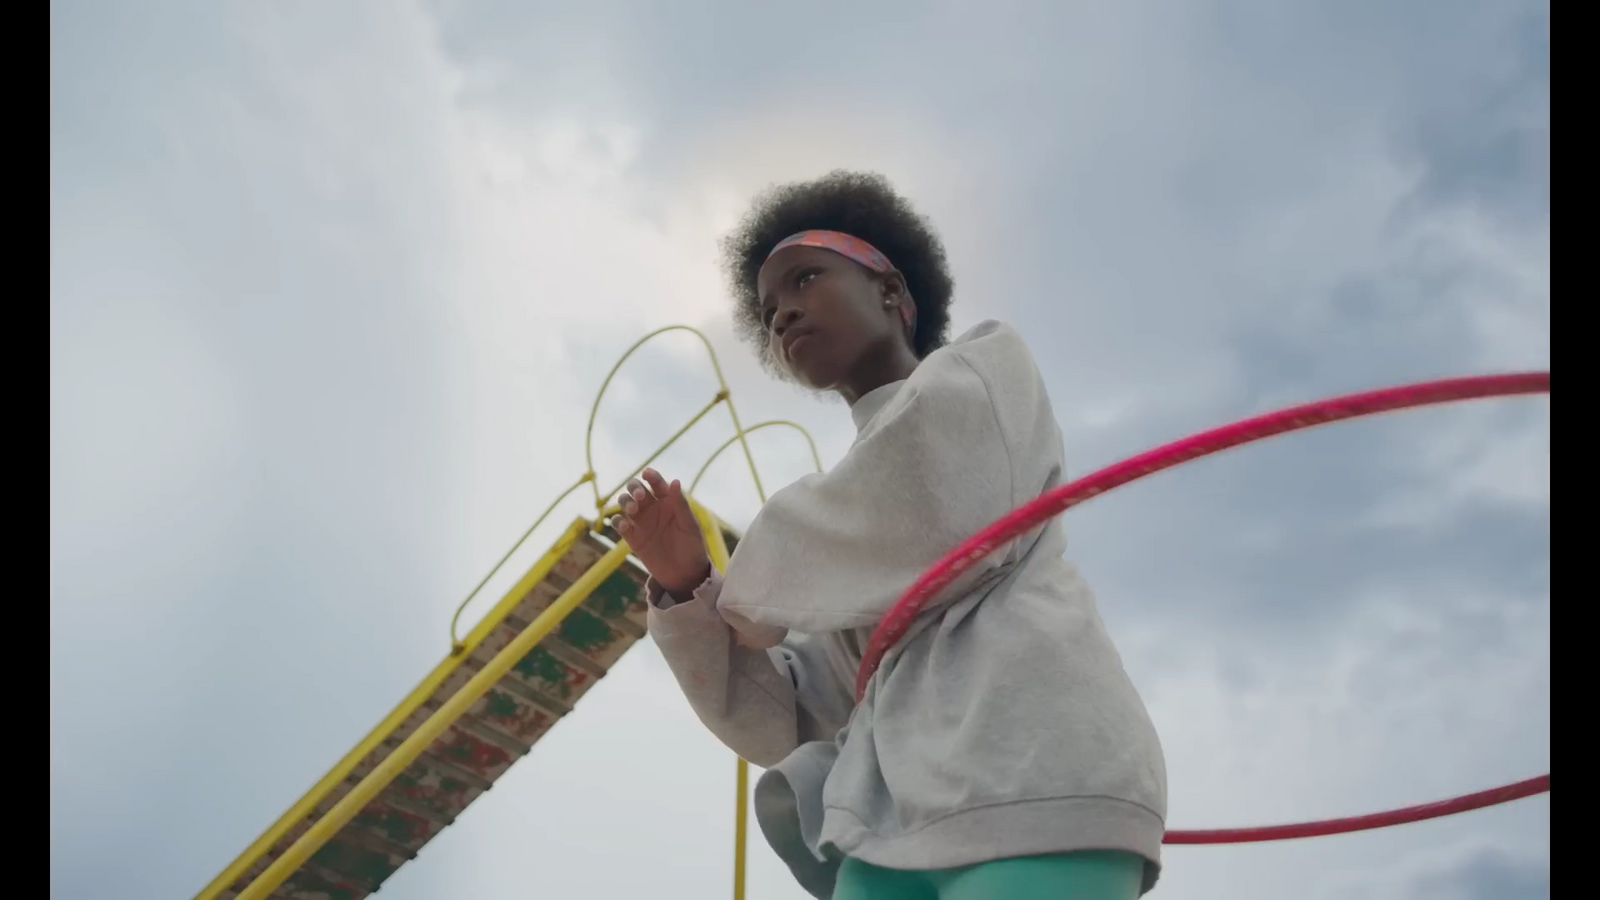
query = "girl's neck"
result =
(838, 343, 920, 406)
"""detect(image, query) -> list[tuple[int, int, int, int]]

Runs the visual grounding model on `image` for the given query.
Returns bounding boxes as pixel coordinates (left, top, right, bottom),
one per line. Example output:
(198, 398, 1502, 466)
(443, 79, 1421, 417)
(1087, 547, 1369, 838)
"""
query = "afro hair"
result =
(719, 170, 954, 371)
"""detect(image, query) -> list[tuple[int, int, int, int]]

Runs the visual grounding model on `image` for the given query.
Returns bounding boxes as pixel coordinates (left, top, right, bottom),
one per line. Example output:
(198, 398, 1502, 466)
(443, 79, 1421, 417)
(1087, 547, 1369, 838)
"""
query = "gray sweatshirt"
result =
(647, 320, 1167, 898)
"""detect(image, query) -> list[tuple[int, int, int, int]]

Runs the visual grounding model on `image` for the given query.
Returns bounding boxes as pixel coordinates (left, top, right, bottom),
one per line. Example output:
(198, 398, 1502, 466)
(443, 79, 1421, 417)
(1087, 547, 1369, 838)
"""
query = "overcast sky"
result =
(51, 2, 1548, 899)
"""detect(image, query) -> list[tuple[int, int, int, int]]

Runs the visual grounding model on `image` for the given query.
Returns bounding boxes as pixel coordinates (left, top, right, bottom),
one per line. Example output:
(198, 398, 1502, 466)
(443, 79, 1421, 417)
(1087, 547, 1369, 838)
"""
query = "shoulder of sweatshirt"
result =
(913, 320, 1042, 394)
(832, 319, 1052, 468)
(946, 318, 1022, 354)
(910, 319, 1054, 435)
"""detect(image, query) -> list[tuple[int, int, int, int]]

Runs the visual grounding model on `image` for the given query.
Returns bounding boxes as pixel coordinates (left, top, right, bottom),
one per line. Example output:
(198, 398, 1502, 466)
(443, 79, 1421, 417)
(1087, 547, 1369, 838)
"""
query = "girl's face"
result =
(756, 244, 914, 399)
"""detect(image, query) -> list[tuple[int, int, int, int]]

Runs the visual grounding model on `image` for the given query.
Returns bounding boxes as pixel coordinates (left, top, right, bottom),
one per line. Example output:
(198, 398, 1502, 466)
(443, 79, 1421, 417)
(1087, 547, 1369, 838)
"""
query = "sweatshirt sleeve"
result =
(717, 321, 1061, 636)
(646, 571, 857, 766)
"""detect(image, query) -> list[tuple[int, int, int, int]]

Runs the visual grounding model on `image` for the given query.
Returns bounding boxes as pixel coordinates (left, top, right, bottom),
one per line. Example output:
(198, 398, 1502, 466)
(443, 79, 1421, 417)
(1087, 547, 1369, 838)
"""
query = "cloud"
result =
(1409, 846, 1551, 900)
(51, 2, 1546, 899)
(1316, 840, 1551, 900)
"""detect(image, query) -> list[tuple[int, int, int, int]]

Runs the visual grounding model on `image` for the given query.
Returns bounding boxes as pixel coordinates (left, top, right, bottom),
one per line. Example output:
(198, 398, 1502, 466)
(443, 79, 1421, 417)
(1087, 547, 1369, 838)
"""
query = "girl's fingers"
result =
(616, 474, 678, 528)
(618, 483, 652, 517)
(642, 468, 670, 495)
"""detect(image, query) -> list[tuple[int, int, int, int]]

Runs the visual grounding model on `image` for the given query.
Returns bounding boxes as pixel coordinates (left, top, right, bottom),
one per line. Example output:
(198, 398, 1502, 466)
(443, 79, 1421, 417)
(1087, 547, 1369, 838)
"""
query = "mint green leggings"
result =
(832, 850, 1144, 900)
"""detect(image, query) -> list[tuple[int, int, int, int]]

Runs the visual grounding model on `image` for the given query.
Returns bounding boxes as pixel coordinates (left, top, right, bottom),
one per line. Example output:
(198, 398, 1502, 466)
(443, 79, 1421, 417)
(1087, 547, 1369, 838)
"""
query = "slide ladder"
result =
(197, 326, 804, 900)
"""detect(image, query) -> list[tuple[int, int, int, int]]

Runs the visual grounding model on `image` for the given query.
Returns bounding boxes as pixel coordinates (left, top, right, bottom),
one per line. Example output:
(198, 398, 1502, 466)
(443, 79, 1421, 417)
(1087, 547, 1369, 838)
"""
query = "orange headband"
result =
(767, 230, 916, 337)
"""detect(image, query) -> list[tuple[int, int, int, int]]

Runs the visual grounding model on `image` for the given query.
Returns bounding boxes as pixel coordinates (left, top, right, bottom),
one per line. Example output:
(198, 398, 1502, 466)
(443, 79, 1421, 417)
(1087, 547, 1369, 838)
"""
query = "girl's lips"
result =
(782, 327, 815, 359)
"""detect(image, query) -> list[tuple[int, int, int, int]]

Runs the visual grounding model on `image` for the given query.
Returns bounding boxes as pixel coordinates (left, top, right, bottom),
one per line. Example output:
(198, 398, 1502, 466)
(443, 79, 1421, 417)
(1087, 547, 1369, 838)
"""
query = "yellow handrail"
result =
(452, 326, 777, 654)
(583, 324, 768, 510)
(686, 421, 823, 900)
(234, 541, 636, 900)
(597, 391, 726, 506)
(217, 325, 801, 900)
(688, 420, 824, 496)
(193, 516, 593, 900)
(448, 471, 594, 653)
(692, 500, 745, 900)
(579, 325, 790, 900)
(465, 323, 784, 900)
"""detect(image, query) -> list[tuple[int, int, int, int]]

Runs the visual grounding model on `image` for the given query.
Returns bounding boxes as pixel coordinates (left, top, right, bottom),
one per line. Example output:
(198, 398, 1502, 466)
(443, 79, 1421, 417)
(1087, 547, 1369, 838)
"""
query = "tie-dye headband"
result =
(767, 230, 917, 336)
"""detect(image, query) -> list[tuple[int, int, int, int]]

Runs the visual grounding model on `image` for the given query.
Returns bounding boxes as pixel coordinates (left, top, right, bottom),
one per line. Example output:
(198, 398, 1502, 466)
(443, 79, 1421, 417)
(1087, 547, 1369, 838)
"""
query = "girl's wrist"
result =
(662, 558, 713, 604)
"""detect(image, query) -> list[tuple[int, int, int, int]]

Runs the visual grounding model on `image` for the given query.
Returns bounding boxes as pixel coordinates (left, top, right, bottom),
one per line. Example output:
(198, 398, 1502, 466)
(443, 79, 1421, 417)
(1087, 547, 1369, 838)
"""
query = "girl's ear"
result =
(878, 271, 918, 348)
(878, 269, 909, 301)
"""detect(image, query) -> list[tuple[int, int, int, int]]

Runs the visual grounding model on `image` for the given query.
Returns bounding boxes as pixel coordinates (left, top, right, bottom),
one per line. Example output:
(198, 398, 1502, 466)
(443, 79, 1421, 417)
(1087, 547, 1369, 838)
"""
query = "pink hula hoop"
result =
(854, 372, 1550, 844)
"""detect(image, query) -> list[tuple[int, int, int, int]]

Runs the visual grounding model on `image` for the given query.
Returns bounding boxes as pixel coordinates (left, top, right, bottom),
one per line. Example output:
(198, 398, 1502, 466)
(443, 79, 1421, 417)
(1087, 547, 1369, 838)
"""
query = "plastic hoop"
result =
(853, 371, 1550, 842)
(1163, 774, 1549, 844)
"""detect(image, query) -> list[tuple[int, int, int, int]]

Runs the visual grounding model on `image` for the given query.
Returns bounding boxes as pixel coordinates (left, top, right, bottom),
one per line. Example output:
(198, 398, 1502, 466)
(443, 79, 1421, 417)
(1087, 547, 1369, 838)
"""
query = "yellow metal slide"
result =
(194, 327, 820, 900)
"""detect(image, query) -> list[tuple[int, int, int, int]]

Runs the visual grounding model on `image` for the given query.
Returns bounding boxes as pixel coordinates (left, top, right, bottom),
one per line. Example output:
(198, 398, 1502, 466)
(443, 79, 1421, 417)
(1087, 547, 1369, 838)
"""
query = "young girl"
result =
(612, 171, 1167, 899)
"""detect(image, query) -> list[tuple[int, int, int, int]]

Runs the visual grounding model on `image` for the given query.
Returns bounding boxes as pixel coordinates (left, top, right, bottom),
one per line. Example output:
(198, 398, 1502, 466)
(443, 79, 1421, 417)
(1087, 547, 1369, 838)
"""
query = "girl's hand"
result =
(611, 468, 712, 599)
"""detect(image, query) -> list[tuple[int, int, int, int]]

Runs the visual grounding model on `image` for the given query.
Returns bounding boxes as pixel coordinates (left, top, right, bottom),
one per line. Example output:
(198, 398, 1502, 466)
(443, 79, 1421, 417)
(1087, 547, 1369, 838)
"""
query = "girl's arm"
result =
(647, 570, 856, 766)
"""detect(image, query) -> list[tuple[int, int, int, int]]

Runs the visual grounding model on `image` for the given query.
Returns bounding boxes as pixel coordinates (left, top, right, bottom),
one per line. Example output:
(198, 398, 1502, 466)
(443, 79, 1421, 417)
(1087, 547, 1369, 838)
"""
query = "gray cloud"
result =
(52, 2, 1546, 899)
(1412, 847, 1550, 900)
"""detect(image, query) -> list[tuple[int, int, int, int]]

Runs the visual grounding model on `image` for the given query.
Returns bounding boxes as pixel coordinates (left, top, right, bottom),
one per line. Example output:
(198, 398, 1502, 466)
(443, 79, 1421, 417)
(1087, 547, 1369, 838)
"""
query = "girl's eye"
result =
(796, 268, 820, 288)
